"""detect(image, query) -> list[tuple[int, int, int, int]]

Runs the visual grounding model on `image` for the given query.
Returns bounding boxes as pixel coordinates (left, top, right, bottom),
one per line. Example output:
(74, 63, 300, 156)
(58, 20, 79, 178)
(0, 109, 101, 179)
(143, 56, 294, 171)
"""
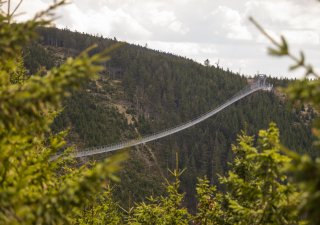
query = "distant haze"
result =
(7, 0, 320, 78)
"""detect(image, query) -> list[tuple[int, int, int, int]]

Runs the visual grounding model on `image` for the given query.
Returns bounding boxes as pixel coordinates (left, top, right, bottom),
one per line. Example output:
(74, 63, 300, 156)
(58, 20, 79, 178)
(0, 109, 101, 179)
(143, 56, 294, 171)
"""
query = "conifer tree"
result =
(219, 124, 300, 225)
(0, 1, 125, 224)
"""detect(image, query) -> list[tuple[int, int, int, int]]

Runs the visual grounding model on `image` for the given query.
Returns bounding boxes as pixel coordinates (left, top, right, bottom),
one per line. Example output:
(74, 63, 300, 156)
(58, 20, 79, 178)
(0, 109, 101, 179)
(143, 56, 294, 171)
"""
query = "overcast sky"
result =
(7, 0, 320, 78)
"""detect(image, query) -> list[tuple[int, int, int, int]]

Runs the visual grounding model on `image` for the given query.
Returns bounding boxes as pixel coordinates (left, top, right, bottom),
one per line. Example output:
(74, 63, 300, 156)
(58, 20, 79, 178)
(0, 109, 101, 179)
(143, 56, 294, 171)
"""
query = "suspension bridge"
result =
(52, 75, 272, 160)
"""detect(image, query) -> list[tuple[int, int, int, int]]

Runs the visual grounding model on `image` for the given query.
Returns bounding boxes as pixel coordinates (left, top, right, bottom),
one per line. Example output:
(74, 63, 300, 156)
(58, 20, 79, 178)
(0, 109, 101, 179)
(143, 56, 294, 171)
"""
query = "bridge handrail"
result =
(51, 81, 270, 160)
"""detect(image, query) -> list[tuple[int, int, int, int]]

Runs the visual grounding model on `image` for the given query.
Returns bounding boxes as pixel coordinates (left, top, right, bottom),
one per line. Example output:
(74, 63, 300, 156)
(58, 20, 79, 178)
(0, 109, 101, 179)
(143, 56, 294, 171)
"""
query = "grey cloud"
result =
(9, 0, 320, 77)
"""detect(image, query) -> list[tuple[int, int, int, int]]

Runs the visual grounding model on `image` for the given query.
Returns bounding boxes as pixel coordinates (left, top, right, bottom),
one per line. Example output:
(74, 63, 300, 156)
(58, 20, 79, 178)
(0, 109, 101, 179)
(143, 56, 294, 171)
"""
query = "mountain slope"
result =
(24, 27, 316, 209)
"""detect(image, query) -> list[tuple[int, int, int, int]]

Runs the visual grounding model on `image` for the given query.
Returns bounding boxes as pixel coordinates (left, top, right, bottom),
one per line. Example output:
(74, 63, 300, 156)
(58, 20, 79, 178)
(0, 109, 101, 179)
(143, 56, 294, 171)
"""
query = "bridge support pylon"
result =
(255, 74, 273, 91)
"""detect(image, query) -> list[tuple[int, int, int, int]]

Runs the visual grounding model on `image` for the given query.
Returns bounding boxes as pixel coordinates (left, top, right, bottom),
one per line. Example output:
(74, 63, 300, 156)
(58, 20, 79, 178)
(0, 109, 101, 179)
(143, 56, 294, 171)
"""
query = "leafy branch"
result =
(249, 17, 319, 78)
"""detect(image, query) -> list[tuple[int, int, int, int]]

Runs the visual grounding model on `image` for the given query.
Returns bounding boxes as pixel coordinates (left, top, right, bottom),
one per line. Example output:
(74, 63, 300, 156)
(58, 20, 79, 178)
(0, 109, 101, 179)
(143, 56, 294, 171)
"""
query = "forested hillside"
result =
(24, 27, 316, 209)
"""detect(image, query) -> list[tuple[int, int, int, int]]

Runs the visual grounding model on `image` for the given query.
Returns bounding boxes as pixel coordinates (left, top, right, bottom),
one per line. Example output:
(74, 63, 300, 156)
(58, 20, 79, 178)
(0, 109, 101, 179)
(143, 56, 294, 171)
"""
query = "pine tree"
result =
(219, 124, 300, 225)
(0, 1, 125, 224)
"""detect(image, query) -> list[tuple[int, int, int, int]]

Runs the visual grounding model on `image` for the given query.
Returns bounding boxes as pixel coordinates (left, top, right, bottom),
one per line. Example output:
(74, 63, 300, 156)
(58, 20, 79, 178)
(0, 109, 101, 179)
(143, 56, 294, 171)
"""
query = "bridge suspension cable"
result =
(51, 75, 272, 160)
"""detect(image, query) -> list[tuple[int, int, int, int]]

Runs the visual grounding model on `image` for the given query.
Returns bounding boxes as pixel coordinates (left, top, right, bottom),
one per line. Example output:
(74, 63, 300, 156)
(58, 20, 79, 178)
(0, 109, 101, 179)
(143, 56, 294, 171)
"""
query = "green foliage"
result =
(284, 68, 320, 225)
(129, 167, 191, 225)
(73, 187, 122, 225)
(8, 54, 28, 84)
(218, 124, 300, 225)
(285, 152, 320, 225)
(126, 124, 303, 225)
(52, 92, 137, 148)
(267, 36, 289, 57)
(23, 43, 56, 74)
(194, 177, 222, 225)
(0, 1, 126, 224)
(251, 16, 320, 225)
